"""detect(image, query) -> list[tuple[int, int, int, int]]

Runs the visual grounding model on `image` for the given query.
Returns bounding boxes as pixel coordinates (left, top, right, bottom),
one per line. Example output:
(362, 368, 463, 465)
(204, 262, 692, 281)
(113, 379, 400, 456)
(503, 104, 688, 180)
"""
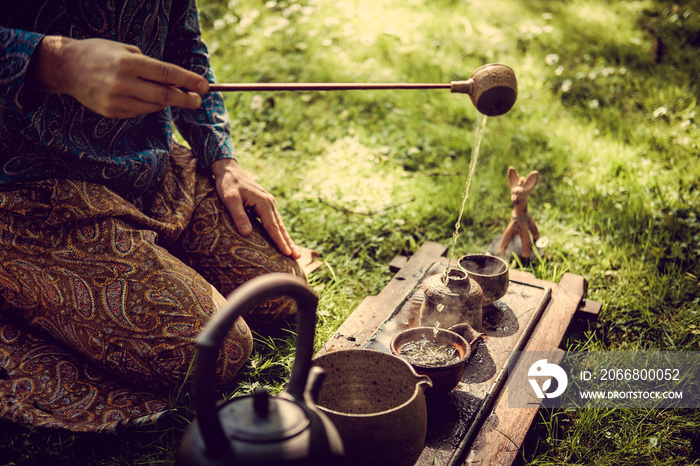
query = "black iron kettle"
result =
(177, 274, 344, 466)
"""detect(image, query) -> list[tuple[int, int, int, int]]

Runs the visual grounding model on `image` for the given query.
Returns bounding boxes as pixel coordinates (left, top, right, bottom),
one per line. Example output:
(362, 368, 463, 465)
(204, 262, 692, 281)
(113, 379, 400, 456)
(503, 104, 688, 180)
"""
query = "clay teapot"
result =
(177, 274, 344, 466)
(419, 268, 484, 332)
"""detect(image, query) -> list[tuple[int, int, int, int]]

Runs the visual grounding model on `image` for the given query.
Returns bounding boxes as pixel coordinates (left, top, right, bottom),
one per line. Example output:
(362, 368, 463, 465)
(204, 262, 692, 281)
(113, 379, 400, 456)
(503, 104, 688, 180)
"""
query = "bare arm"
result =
(27, 36, 209, 118)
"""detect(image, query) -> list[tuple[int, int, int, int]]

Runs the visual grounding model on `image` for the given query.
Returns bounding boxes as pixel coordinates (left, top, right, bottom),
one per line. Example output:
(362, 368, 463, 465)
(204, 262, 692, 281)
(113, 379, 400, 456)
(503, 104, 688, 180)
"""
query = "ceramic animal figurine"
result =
(497, 167, 540, 260)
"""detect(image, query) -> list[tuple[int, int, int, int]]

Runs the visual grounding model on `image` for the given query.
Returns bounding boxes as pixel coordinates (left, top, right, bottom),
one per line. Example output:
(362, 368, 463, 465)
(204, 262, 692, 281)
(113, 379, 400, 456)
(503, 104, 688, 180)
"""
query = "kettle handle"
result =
(193, 273, 319, 459)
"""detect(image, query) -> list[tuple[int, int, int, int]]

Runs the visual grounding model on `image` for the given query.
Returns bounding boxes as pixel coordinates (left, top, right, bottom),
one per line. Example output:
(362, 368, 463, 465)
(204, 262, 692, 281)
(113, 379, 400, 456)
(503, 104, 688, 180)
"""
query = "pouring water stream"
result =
(444, 114, 488, 280)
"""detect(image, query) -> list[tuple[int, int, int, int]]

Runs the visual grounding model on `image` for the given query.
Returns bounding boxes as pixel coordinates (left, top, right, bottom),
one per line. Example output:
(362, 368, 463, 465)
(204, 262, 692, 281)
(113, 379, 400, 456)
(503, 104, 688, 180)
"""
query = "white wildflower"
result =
(284, 4, 302, 16)
(545, 54, 559, 65)
(325, 17, 340, 27)
(653, 107, 667, 118)
(251, 95, 264, 113)
(360, 34, 375, 46)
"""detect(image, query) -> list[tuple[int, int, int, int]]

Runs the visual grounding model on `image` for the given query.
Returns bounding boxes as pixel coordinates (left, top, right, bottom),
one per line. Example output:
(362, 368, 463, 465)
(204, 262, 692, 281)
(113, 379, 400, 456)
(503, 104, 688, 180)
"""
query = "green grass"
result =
(3, 0, 700, 464)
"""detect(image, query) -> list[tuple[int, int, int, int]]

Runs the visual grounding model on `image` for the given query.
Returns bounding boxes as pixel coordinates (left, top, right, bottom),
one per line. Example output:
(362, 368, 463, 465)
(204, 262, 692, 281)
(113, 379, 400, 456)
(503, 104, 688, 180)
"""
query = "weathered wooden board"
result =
(297, 246, 323, 275)
(461, 272, 589, 465)
(315, 241, 600, 466)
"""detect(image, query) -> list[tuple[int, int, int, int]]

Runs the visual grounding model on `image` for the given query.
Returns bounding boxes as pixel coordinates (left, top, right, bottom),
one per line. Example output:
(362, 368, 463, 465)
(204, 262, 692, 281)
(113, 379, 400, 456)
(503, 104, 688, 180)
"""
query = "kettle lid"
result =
(220, 387, 309, 442)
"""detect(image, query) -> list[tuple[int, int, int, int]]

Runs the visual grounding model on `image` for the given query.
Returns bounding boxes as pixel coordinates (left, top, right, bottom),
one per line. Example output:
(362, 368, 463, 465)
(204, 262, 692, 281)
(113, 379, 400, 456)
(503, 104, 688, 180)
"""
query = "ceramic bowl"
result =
(312, 349, 432, 466)
(458, 254, 509, 306)
(390, 327, 470, 393)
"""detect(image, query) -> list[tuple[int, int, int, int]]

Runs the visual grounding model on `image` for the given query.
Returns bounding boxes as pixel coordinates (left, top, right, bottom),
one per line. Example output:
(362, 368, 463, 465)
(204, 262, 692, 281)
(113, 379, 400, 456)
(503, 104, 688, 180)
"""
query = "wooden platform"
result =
(316, 241, 601, 466)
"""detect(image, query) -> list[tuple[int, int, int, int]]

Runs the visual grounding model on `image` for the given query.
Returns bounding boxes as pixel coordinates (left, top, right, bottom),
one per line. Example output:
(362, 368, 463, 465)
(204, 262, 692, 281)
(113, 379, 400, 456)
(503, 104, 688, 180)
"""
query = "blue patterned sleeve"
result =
(167, 0, 236, 168)
(0, 27, 45, 113)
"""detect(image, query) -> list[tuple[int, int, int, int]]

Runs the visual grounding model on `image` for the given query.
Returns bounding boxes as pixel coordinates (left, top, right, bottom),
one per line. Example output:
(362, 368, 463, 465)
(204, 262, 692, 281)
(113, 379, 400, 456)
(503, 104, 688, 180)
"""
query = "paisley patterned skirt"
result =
(0, 145, 302, 432)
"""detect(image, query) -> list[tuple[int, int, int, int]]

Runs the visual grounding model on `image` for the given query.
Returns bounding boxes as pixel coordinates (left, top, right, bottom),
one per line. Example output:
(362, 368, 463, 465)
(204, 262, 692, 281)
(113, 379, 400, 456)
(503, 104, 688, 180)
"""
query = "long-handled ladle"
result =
(209, 63, 517, 117)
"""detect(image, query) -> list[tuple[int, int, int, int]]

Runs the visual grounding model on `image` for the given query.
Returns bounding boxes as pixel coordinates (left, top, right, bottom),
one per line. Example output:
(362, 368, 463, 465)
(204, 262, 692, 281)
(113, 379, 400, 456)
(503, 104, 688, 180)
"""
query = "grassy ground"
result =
(3, 0, 700, 464)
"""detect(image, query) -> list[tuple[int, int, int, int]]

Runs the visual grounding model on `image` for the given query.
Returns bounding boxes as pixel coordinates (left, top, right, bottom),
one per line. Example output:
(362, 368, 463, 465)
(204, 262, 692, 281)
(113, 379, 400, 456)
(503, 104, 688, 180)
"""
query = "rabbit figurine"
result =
(497, 167, 540, 260)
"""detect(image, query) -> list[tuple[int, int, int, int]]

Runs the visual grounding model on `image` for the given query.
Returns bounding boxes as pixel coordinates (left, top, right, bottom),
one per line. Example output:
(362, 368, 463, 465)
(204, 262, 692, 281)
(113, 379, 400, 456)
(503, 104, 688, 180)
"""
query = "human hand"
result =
(211, 158, 301, 259)
(28, 36, 208, 118)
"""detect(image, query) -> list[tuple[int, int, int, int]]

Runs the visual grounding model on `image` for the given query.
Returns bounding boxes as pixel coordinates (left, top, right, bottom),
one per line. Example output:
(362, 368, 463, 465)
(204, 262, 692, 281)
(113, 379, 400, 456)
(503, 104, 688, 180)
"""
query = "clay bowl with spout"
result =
(458, 253, 509, 306)
(390, 327, 470, 393)
(312, 349, 432, 466)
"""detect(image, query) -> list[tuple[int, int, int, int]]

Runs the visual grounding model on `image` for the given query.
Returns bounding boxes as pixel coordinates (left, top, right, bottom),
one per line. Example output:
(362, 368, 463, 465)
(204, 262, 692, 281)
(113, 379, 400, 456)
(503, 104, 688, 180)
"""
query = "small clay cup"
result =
(458, 254, 509, 306)
(390, 327, 470, 393)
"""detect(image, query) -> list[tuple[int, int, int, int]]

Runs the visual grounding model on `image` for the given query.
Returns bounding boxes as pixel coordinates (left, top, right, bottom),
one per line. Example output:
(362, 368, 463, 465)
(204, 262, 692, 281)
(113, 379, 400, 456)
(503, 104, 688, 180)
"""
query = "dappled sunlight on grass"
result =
(294, 135, 413, 213)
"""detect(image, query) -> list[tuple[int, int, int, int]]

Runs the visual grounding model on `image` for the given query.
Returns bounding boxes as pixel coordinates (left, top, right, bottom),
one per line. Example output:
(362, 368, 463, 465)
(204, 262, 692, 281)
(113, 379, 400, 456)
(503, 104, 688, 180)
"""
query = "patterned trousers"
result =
(0, 145, 302, 431)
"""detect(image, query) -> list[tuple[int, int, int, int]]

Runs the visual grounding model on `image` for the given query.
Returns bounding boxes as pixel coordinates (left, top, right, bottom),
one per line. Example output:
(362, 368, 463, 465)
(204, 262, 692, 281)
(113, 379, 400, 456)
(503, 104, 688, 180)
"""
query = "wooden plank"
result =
(316, 241, 447, 356)
(297, 246, 323, 275)
(508, 268, 555, 290)
(462, 273, 587, 465)
(389, 254, 409, 273)
(577, 299, 602, 319)
(508, 269, 601, 321)
(523, 273, 587, 351)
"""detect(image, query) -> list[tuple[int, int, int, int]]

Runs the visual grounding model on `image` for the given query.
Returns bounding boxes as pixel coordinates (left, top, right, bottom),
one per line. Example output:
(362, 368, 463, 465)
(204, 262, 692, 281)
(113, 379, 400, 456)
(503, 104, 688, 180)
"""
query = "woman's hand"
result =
(28, 36, 208, 118)
(211, 158, 301, 259)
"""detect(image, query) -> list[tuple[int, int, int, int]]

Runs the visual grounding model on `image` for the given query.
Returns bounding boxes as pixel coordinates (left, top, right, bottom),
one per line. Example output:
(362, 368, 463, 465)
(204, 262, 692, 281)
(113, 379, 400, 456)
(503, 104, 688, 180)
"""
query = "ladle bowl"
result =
(451, 64, 518, 116)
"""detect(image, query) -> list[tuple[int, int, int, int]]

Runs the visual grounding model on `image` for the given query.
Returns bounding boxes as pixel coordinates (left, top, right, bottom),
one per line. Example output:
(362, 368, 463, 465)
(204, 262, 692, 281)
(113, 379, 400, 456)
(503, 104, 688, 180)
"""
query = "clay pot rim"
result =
(458, 253, 509, 277)
(312, 349, 432, 418)
(389, 327, 470, 370)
